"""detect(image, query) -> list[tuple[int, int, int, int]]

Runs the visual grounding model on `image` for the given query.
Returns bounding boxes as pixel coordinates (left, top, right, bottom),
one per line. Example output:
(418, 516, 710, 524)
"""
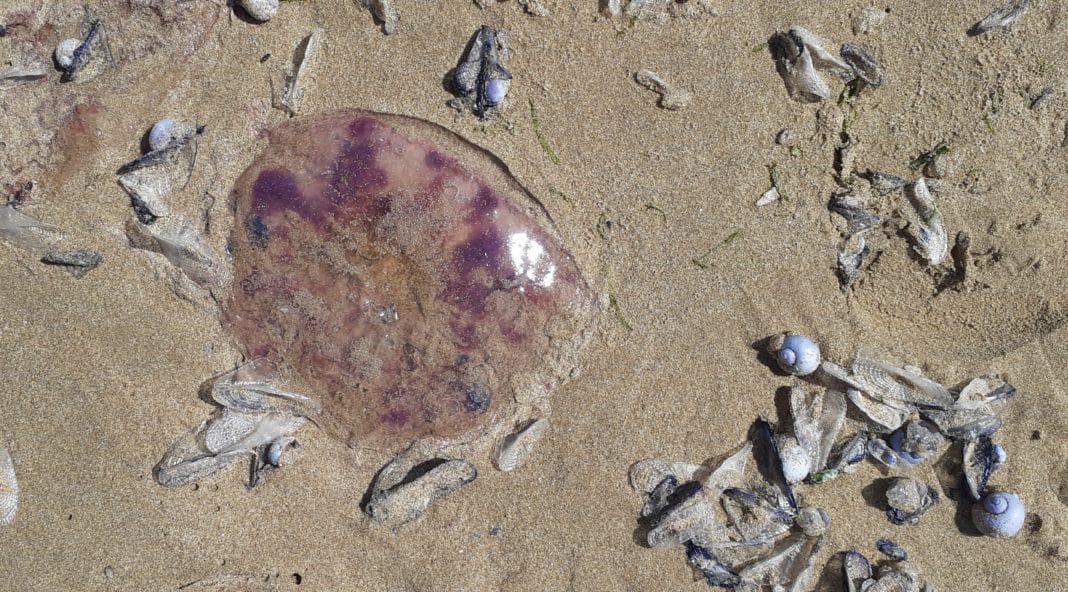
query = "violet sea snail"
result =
(971, 491, 1025, 538)
(768, 333, 821, 376)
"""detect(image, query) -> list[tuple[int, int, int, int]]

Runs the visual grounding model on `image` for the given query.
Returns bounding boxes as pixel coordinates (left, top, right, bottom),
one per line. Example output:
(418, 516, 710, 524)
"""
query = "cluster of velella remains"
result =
(630, 333, 1023, 590)
(143, 110, 594, 530)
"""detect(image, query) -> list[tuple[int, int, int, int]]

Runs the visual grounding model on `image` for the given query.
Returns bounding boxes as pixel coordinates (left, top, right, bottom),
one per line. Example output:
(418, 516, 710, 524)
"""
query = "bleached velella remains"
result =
(0, 448, 17, 525)
(225, 110, 593, 454)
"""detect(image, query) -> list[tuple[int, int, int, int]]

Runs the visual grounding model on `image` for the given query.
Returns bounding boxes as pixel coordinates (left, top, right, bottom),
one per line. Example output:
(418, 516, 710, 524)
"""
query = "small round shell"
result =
(768, 333, 821, 376)
(972, 491, 1025, 538)
(779, 437, 811, 484)
(54, 38, 80, 69)
(483, 79, 510, 106)
(148, 118, 176, 151)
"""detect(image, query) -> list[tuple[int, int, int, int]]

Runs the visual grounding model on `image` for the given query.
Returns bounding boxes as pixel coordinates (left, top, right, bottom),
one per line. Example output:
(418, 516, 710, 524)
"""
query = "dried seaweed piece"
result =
(40, 248, 103, 277)
(969, 0, 1029, 35)
(277, 29, 323, 116)
(633, 69, 691, 111)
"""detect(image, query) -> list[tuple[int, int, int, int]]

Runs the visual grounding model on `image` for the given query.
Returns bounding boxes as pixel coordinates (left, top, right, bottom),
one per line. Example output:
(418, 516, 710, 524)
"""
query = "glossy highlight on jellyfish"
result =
(223, 110, 593, 452)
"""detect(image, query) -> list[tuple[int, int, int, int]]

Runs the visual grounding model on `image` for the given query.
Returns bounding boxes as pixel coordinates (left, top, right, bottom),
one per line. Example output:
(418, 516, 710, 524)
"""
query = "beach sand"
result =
(1, 0, 1067, 589)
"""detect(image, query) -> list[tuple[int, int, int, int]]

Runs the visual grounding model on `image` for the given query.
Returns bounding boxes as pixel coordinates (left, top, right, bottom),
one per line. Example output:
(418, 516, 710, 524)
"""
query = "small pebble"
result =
(775, 128, 792, 145)
(148, 118, 176, 151)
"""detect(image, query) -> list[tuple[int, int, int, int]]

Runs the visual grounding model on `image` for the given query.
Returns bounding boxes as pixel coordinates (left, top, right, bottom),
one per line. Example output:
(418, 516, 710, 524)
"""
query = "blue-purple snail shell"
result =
(484, 79, 510, 106)
(768, 333, 821, 376)
(148, 118, 176, 152)
(972, 491, 1025, 538)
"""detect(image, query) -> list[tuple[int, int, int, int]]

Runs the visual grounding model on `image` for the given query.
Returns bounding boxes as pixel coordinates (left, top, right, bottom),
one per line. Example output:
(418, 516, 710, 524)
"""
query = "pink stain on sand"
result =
(223, 110, 592, 451)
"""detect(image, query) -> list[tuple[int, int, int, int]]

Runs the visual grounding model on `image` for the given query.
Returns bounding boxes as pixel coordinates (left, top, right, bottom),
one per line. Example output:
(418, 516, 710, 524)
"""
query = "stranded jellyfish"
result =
(226, 109, 592, 448)
(155, 110, 593, 524)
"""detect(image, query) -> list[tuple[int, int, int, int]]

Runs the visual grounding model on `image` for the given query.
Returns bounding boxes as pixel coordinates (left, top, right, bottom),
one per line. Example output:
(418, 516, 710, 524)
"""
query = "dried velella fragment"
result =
(876, 538, 907, 560)
(861, 169, 907, 195)
(887, 419, 944, 465)
(633, 69, 691, 111)
(225, 110, 593, 456)
(885, 476, 939, 525)
(494, 417, 548, 471)
(40, 248, 103, 278)
(362, 443, 478, 529)
(969, 0, 1029, 35)
(0, 65, 47, 87)
(963, 435, 1005, 500)
(921, 376, 1014, 440)
(126, 216, 229, 289)
(450, 27, 512, 119)
(0, 448, 17, 525)
(853, 8, 888, 35)
(118, 120, 203, 223)
(276, 29, 323, 116)
(56, 15, 112, 83)
(155, 361, 317, 487)
(842, 550, 872, 592)
(899, 178, 947, 265)
(840, 43, 886, 93)
(769, 27, 847, 103)
(0, 203, 60, 251)
(836, 232, 869, 290)
(361, 0, 399, 34)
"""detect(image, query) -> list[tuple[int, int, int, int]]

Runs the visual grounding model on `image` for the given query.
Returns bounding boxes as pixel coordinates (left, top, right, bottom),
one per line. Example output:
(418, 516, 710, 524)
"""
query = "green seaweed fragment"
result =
(548, 186, 574, 206)
(528, 99, 561, 165)
(644, 203, 667, 223)
(767, 162, 788, 201)
(607, 287, 632, 333)
(909, 141, 950, 171)
(692, 230, 742, 269)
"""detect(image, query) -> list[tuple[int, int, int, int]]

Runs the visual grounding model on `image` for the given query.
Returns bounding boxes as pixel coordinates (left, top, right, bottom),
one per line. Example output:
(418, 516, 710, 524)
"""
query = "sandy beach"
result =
(1, 0, 1067, 589)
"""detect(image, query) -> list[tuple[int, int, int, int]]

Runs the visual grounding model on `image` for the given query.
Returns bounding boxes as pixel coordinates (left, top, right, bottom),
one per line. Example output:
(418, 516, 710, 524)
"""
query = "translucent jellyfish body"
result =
(224, 110, 593, 452)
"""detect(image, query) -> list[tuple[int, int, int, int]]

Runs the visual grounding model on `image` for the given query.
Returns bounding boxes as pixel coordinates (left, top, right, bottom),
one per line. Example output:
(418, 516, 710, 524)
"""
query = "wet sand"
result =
(1, 0, 1067, 589)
